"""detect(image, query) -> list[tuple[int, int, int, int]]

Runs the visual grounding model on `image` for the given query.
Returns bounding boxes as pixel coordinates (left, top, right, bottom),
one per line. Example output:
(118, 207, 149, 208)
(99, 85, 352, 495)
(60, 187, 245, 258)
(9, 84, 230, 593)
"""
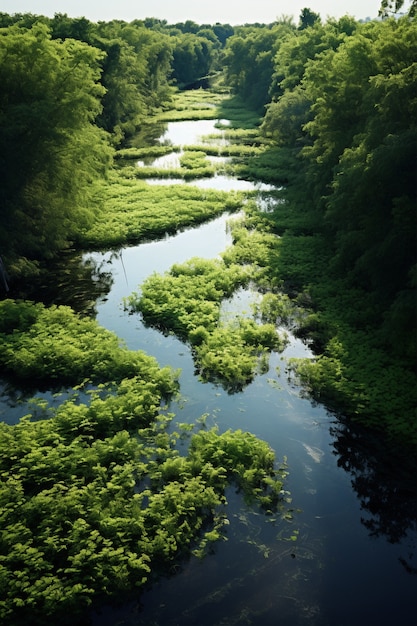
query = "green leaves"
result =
(0, 400, 288, 623)
(0, 23, 113, 262)
(79, 173, 244, 249)
(0, 299, 178, 394)
(126, 253, 288, 391)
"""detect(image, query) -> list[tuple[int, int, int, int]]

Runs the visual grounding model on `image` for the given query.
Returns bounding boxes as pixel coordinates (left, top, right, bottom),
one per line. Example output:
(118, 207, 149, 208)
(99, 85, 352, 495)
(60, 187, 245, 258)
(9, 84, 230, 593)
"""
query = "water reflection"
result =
(331, 418, 417, 568)
(158, 119, 229, 147)
(9, 251, 114, 315)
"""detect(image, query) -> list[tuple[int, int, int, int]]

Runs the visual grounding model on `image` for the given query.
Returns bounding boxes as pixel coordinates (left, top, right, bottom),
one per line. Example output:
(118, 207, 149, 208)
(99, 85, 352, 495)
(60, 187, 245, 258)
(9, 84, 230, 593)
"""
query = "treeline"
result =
(222, 8, 416, 440)
(224, 12, 417, 356)
(0, 12, 233, 273)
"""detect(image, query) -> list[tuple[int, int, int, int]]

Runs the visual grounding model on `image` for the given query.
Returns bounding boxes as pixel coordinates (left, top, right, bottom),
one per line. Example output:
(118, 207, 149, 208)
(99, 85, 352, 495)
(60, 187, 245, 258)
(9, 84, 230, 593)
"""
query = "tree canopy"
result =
(0, 23, 112, 268)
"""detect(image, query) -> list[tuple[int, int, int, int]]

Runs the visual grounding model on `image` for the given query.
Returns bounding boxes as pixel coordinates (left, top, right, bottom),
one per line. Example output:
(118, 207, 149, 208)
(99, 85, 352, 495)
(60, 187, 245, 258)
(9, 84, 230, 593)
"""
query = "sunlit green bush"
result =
(0, 395, 288, 624)
(0, 299, 177, 391)
(77, 173, 244, 249)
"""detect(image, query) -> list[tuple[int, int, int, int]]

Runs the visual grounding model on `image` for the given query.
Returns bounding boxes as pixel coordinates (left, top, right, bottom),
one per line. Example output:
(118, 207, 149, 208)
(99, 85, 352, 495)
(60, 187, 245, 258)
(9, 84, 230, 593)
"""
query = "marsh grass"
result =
(0, 367, 289, 624)
(216, 95, 261, 129)
(155, 89, 226, 122)
(115, 145, 179, 160)
(126, 254, 288, 392)
(156, 108, 218, 122)
(77, 172, 244, 249)
(186, 143, 262, 157)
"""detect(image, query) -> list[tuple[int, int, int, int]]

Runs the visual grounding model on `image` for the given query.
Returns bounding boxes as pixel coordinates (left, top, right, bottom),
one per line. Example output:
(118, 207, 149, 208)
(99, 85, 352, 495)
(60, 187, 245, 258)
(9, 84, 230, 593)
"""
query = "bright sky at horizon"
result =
(0, 0, 394, 25)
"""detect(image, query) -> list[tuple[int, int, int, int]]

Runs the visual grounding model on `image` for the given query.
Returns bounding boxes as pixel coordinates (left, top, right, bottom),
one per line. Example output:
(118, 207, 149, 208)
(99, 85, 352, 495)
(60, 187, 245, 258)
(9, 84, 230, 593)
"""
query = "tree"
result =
(379, 0, 417, 17)
(0, 23, 113, 268)
(171, 33, 215, 86)
(298, 7, 321, 30)
(261, 85, 312, 146)
(223, 22, 295, 111)
(298, 18, 417, 358)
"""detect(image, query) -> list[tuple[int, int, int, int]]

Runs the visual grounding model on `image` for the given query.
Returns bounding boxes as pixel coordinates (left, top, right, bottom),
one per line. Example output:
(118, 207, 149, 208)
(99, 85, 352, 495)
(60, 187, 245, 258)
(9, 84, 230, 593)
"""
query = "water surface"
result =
(86, 189, 416, 626)
(2, 118, 416, 626)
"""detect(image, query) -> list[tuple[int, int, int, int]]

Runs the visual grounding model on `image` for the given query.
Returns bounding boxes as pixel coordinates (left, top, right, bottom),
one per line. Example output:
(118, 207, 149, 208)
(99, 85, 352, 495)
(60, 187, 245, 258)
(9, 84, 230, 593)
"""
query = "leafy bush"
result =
(0, 299, 177, 392)
(127, 257, 287, 391)
(0, 399, 288, 624)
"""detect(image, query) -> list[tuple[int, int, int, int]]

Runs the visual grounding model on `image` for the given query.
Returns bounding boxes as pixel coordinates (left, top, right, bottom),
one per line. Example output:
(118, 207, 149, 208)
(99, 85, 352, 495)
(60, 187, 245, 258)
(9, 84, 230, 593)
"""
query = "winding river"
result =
(1, 118, 416, 626)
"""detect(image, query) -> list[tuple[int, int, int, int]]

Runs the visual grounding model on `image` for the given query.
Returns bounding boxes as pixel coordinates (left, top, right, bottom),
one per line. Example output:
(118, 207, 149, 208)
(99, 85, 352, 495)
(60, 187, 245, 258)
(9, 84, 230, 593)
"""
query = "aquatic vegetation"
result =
(126, 257, 287, 391)
(195, 319, 287, 391)
(0, 389, 288, 624)
(180, 149, 213, 171)
(127, 257, 251, 339)
(216, 94, 261, 129)
(155, 88, 225, 121)
(253, 292, 295, 326)
(288, 330, 417, 445)
(156, 107, 218, 122)
(236, 145, 299, 184)
(185, 143, 262, 157)
(77, 172, 244, 249)
(222, 211, 282, 289)
(133, 151, 217, 180)
(0, 299, 177, 392)
(115, 145, 178, 161)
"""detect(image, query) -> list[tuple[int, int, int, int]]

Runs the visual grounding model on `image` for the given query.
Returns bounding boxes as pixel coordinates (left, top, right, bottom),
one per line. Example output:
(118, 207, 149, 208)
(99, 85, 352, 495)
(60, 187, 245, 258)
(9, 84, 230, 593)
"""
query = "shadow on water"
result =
(9, 250, 115, 315)
(331, 417, 417, 570)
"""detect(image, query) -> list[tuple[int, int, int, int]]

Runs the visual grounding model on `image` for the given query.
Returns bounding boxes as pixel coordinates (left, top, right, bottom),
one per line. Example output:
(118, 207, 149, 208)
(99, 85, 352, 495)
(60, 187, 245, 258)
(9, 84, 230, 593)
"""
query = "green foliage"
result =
(171, 32, 216, 86)
(261, 86, 312, 146)
(0, 396, 288, 624)
(78, 172, 244, 249)
(216, 94, 261, 128)
(0, 22, 113, 264)
(93, 22, 174, 141)
(0, 299, 178, 391)
(127, 252, 287, 391)
(298, 7, 321, 30)
(222, 22, 295, 112)
(221, 210, 282, 284)
(253, 16, 416, 444)
(289, 328, 417, 445)
(189, 427, 287, 509)
(195, 319, 286, 390)
(127, 257, 250, 338)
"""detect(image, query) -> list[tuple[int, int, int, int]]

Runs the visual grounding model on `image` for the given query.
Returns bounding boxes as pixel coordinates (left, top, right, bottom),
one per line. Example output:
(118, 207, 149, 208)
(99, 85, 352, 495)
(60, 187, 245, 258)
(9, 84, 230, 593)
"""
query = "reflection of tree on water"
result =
(330, 418, 417, 574)
(10, 251, 114, 315)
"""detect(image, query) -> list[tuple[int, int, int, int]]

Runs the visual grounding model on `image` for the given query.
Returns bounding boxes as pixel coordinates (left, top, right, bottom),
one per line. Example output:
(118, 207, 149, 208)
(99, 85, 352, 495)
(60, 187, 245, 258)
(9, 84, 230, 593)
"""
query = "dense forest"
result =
(0, 2, 416, 624)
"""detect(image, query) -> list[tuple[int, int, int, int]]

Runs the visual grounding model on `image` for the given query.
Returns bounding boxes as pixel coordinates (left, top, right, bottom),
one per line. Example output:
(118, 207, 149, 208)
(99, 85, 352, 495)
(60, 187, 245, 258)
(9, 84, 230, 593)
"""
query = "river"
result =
(1, 118, 416, 626)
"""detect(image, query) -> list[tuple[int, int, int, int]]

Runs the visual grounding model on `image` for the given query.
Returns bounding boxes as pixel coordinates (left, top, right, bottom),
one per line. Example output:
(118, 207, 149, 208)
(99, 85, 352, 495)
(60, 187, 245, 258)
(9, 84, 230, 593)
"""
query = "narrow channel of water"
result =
(85, 120, 416, 625)
(2, 117, 416, 626)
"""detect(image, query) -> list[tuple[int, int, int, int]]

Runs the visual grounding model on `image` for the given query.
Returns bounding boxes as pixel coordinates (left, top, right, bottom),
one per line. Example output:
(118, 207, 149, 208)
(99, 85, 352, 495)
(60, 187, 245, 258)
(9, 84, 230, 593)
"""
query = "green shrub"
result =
(0, 299, 178, 392)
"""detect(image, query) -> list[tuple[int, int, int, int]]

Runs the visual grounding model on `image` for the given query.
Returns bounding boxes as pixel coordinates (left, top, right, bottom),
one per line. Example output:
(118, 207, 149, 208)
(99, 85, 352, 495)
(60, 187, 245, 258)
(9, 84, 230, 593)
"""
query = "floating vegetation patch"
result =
(0, 390, 290, 625)
(156, 89, 226, 121)
(0, 299, 178, 393)
(115, 145, 179, 161)
(126, 256, 288, 392)
(77, 171, 244, 249)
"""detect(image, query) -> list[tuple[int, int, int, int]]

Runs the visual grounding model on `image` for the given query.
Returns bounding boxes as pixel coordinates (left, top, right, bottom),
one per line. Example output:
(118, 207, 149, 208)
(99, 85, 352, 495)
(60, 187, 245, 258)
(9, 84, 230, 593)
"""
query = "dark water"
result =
(1, 119, 416, 626)
(85, 214, 417, 626)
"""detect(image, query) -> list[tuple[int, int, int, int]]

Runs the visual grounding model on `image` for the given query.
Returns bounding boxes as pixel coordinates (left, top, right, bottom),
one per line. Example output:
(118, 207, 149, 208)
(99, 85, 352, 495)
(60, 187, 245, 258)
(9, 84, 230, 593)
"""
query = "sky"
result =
(0, 0, 390, 25)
